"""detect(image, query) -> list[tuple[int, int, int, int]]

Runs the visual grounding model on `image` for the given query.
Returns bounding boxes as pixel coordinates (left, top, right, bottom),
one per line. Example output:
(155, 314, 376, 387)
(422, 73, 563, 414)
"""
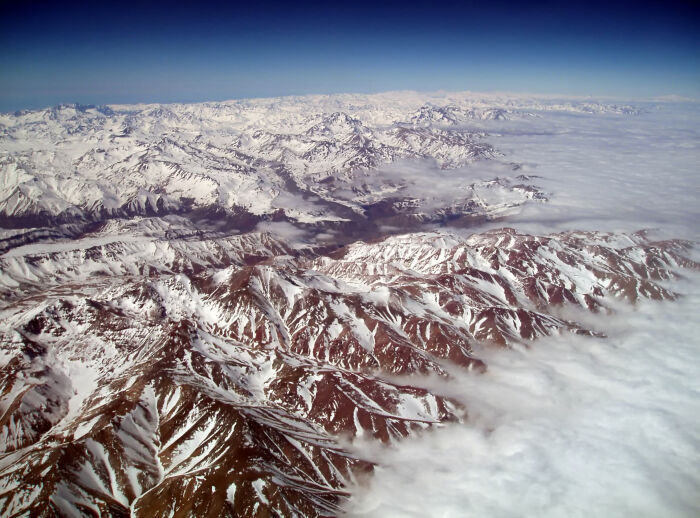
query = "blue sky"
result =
(1, 0, 698, 111)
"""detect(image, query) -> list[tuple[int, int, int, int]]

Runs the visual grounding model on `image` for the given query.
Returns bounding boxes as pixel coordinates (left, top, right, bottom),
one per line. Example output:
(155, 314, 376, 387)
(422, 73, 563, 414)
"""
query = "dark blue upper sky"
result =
(1, 0, 698, 111)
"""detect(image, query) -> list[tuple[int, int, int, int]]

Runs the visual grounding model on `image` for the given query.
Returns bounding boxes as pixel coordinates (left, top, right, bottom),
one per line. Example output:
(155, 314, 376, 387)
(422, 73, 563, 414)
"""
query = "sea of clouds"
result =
(464, 101, 700, 240)
(343, 101, 700, 517)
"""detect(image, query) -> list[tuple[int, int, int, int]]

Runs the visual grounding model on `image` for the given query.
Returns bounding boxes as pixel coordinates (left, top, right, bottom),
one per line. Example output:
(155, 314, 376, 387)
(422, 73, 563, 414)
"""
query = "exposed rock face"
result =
(0, 222, 695, 516)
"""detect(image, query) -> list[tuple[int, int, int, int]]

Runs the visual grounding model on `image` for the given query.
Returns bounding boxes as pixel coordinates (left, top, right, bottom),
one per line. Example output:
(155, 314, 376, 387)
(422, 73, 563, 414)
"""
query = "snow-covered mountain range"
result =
(2, 223, 695, 516)
(2, 92, 693, 517)
(1, 92, 636, 231)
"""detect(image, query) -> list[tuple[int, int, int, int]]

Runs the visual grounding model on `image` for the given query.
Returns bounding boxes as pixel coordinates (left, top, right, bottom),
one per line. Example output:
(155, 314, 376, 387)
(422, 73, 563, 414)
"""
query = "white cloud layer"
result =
(345, 275, 700, 518)
(343, 103, 700, 517)
(460, 102, 700, 241)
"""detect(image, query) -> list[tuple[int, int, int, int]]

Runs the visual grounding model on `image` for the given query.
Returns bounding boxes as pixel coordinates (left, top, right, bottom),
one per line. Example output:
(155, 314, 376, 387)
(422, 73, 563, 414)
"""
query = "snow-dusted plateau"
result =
(1, 92, 698, 517)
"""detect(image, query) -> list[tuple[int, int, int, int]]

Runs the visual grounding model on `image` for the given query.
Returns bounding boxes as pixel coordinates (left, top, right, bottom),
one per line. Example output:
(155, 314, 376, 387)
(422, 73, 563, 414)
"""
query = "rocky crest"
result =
(0, 222, 695, 516)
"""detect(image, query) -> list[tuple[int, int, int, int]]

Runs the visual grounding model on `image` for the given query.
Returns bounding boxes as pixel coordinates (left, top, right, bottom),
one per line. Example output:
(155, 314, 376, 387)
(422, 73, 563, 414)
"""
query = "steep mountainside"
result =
(0, 222, 695, 516)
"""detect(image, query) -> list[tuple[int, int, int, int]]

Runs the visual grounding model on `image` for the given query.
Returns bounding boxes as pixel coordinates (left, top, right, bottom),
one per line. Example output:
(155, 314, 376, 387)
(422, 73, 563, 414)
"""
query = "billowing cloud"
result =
(457, 103, 700, 241)
(345, 275, 700, 518)
(343, 102, 700, 517)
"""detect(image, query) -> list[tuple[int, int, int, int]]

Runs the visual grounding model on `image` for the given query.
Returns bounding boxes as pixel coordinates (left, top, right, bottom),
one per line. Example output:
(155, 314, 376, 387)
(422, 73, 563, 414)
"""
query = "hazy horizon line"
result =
(3, 88, 698, 115)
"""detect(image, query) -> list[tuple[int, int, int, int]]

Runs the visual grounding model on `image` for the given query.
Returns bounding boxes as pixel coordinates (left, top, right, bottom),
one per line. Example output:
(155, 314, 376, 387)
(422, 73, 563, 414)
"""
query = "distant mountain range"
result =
(0, 93, 637, 231)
